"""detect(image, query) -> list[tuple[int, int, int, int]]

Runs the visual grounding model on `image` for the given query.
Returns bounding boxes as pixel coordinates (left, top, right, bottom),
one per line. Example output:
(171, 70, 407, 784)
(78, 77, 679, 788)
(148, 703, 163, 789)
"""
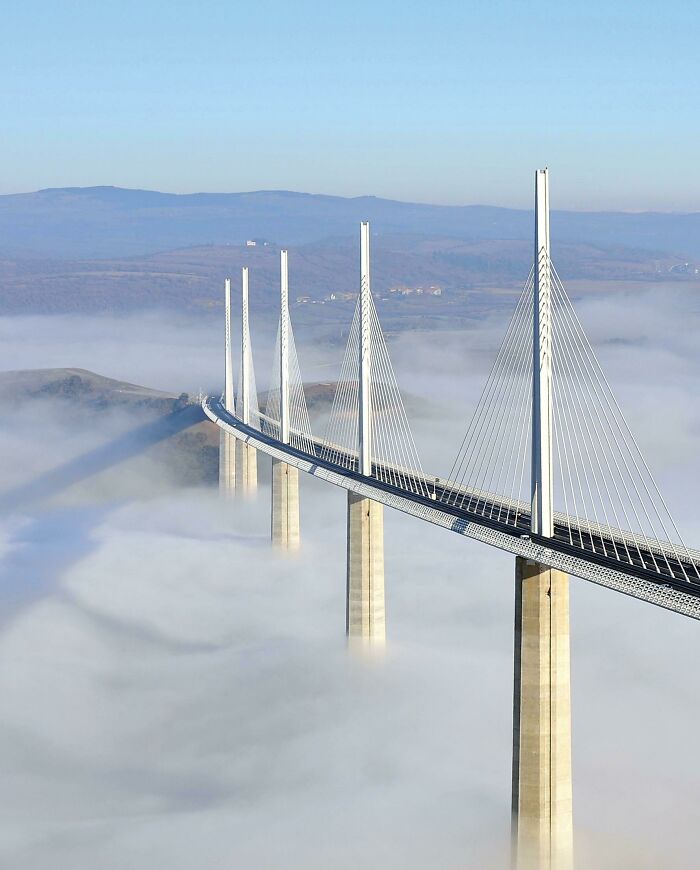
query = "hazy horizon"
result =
(4, 184, 700, 215)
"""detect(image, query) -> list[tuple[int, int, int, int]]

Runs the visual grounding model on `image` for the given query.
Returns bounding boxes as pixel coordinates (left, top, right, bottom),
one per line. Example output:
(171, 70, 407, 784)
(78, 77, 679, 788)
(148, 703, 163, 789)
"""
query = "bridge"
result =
(203, 170, 699, 870)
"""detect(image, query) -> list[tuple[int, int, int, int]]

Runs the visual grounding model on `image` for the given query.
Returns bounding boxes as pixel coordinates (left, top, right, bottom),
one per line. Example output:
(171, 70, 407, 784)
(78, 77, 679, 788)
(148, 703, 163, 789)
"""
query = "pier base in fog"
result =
(219, 430, 236, 496)
(512, 557, 573, 870)
(237, 441, 257, 495)
(346, 492, 385, 646)
(271, 458, 300, 550)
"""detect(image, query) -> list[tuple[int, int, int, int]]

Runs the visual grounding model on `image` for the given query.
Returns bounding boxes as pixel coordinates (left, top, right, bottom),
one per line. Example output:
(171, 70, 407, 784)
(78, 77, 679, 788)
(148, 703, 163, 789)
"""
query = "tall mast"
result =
(531, 168, 554, 537)
(280, 250, 290, 444)
(224, 277, 234, 412)
(241, 266, 251, 426)
(358, 222, 372, 476)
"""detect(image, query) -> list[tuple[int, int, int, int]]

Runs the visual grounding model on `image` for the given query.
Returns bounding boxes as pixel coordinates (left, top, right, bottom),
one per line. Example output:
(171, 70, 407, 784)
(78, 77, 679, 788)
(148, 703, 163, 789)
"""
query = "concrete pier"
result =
(219, 430, 236, 495)
(512, 556, 573, 870)
(346, 491, 385, 644)
(236, 440, 257, 495)
(271, 458, 299, 550)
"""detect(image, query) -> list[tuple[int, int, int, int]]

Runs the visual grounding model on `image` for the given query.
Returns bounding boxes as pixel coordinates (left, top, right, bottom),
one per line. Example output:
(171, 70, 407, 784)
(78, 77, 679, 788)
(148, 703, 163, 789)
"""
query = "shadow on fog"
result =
(0, 504, 113, 629)
(0, 403, 205, 514)
(0, 404, 206, 629)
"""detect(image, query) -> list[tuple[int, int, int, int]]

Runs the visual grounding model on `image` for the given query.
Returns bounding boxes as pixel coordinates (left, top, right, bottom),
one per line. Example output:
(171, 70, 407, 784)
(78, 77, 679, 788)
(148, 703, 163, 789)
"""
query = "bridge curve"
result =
(204, 397, 700, 620)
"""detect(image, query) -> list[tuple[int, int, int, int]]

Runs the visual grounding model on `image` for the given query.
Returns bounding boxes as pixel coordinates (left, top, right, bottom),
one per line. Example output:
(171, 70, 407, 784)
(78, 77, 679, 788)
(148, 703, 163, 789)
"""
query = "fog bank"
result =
(0, 286, 698, 867)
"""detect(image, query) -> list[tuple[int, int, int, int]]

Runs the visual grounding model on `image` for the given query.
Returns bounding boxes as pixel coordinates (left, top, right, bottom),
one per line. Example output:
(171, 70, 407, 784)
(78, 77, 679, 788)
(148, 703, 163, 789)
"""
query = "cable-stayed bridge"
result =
(203, 170, 699, 870)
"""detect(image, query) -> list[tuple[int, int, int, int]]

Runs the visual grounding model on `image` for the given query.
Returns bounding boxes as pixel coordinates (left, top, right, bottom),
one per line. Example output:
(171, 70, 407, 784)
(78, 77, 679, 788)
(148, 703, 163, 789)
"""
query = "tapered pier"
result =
(512, 558, 573, 870)
(346, 222, 385, 645)
(271, 250, 300, 549)
(237, 442, 257, 493)
(220, 430, 236, 494)
(346, 491, 385, 642)
(219, 277, 236, 496)
(512, 169, 573, 869)
(237, 266, 258, 495)
(271, 458, 300, 550)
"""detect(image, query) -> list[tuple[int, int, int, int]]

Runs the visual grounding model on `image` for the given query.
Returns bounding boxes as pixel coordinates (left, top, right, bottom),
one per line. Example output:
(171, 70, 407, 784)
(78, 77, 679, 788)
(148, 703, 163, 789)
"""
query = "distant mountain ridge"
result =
(1, 186, 699, 260)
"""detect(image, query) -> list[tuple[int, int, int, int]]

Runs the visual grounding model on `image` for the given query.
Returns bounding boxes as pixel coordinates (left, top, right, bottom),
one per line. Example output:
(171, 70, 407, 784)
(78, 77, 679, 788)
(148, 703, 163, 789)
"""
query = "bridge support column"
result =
(237, 441, 257, 495)
(271, 458, 299, 550)
(512, 557, 573, 870)
(346, 492, 385, 645)
(219, 430, 236, 495)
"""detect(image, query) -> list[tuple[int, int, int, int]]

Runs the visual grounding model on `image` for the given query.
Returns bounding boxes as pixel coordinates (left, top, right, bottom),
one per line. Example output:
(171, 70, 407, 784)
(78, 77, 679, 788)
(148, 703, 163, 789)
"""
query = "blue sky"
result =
(3, 0, 699, 208)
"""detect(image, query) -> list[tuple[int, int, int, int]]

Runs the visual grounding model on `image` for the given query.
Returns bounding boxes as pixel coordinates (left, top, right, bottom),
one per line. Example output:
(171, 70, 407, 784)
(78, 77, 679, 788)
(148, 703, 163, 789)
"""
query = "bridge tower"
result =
(512, 169, 573, 869)
(219, 277, 236, 495)
(271, 250, 301, 550)
(346, 221, 385, 646)
(237, 266, 258, 495)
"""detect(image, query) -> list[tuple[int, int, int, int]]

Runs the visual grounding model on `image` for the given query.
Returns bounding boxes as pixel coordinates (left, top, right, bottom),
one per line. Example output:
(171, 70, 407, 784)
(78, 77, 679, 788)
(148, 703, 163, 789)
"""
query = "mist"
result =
(0, 287, 698, 868)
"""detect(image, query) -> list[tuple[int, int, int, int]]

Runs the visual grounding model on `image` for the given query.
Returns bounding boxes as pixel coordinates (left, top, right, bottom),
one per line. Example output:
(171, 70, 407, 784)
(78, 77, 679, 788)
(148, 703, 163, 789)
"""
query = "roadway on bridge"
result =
(206, 397, 700, 607)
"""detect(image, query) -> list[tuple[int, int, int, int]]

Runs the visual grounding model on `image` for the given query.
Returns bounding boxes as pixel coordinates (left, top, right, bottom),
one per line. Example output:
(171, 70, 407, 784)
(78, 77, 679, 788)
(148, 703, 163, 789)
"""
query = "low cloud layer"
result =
(0, 286, 698, 868)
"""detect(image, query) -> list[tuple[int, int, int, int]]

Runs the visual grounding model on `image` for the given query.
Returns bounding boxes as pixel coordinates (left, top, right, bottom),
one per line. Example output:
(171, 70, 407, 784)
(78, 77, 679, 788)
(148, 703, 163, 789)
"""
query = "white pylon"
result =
(531, 168, 554, 538)
(224, 277, 234, 413)
(219, 277, 236, 496)
(280, 250, 290, 445)
(358, 221, 372, 476)
(240, 266, 251, 426)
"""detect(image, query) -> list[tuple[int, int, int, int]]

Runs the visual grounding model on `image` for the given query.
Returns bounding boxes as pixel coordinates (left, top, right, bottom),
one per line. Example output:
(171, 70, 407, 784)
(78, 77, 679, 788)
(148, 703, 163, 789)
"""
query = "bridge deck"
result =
(205, 398, 700, 620)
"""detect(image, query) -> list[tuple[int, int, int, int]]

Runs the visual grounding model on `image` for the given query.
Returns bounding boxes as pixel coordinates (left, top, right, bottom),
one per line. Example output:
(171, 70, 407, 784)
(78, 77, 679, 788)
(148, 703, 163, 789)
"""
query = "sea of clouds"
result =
(0, 285, 698, 868)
